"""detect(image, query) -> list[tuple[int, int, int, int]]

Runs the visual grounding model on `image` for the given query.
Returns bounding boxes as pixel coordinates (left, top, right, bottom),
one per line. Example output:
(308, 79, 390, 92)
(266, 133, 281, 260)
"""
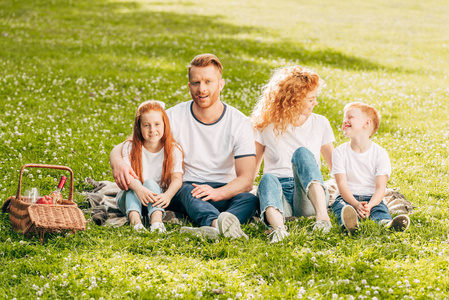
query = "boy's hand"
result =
(362, 202, 371, 218)
(135, 186, 158, 206)
(354, 202, 370, 219)
(153, 193, 172, 208)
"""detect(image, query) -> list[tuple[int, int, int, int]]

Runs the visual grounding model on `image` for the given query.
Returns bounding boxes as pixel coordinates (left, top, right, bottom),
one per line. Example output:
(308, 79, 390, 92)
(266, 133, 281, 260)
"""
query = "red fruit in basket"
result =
(36, 196, 53, 205)
(36, 197, 47, 204)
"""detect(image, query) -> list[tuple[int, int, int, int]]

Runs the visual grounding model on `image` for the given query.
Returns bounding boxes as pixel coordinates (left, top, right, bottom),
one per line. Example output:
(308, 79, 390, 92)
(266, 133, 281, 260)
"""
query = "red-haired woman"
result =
(115, 101, 183, 233)
(251, 66, 334, 243)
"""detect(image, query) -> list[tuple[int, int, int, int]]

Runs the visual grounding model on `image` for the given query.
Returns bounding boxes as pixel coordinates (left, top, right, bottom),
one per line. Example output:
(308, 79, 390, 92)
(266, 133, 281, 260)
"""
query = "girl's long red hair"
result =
(128, 101, 183, 190)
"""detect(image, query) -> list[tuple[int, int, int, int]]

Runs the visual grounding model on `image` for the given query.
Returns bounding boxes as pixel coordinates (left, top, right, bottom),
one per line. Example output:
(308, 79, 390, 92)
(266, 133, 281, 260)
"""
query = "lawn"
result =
(1, 0, 449, 299)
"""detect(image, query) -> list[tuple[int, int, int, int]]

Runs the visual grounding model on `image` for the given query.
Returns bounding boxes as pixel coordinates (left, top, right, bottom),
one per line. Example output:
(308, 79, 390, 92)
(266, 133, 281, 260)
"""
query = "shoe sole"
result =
(217, 212, 248, 240)
(390, 215, 410, 231)
(341, 206, 358, 233)
(180, 226, 219, 240)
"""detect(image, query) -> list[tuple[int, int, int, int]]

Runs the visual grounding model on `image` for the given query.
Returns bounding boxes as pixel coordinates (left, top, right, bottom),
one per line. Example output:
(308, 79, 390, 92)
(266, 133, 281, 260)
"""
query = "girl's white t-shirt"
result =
(331, 141, 391, 196)
(255, 113, 335, 178)
(122, 141, 183, 186)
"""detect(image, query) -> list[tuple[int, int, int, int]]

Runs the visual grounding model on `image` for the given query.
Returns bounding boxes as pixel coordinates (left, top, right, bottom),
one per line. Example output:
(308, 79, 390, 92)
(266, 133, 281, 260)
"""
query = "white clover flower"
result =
(356, 286, 361, 292)
(332, 294, 338, 299)
(235, 292, 242, 298)
(196, 292, 203, 297)
(361, 280, 367, 285)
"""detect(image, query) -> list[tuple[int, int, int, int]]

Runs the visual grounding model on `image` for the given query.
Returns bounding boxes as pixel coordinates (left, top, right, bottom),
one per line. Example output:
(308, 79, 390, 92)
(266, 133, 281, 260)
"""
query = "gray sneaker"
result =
(341, 205, 358, 233)
(386, 215, 410, 231)
(312, 220, 332, 233)
(268, 226, 289, 243)
(180, 226, 220, 240)
(217, 212, 248, 240)
(150, 222, 166, 233)
(133, 223, 147, 233)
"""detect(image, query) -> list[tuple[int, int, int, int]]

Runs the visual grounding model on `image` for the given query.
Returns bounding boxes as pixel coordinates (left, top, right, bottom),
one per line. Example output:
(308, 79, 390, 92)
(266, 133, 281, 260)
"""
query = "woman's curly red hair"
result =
(251, 66, 324, 136)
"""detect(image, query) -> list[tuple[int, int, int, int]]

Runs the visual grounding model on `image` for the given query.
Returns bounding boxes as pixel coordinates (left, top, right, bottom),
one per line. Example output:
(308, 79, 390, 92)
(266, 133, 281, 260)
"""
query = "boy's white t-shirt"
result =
(166, 101, 256, 183)
(122, 141, 184, 186)
(332, 141, 391, 196)
(255, 113, 335, 178)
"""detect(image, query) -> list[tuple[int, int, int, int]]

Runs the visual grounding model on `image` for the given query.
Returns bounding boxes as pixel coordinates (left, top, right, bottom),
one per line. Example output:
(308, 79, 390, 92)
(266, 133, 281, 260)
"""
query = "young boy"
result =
(331, 102, 409, 233)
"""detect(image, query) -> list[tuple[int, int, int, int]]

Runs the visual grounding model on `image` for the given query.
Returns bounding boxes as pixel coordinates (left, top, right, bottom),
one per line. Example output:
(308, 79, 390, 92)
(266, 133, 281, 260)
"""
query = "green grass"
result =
(1, 0, 449, 298)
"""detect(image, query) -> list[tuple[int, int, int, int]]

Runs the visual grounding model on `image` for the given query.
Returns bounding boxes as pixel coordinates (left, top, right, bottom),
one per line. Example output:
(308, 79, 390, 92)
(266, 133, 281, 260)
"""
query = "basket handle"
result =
(16, 164, 74, 202)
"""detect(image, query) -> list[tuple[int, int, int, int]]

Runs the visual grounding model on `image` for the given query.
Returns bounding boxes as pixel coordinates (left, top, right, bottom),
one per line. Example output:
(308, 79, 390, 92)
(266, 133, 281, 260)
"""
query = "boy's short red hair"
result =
(188, 54, 223, 79)
(344, 102, 381, 137)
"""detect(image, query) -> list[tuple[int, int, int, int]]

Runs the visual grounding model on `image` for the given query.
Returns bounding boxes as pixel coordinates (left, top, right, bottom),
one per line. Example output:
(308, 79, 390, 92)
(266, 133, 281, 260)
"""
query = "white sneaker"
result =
(180, 226, 220, 240)
(386, 215, 410, 231)
(133, 223, 147, 233)
(312, 220, 332, 233)
(150, 222, 166, 233)
(341, 205, 358, 233)
(217, 212, 248, 240)
(268, 226, 289, 243)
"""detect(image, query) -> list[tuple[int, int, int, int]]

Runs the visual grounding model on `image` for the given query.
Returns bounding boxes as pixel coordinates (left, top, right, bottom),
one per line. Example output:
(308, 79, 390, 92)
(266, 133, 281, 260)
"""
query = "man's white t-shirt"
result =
(167, 101, 255, 183)
(122, 141, 184, 186)
(332, 141, 391, 196)
(255, 113, 335, 178)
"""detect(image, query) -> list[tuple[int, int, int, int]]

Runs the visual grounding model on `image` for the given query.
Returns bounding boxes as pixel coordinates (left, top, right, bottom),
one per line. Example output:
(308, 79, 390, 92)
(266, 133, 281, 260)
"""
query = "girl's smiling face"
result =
(140, 110, 164, 148)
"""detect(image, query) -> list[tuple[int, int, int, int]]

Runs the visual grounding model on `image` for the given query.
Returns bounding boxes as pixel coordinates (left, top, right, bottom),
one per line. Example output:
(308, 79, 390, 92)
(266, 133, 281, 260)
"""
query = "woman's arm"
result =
(254, 142, 265, 180)
(320, 142, 334, 173)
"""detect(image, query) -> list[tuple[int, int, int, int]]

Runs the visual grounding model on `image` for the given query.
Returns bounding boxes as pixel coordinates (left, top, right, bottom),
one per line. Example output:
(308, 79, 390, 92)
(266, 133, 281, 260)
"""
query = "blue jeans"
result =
(167, 181, 259, 227)
(117, 179, 166, 221)
(258, 147, 329, 226)
(331, 195, 392, 225)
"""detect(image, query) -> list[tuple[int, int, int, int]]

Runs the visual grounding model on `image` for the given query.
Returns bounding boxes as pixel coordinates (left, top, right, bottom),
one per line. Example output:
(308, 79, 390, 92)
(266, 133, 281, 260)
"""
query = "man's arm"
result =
(191, 155, 256, 201)
(109, 142, 138, 190)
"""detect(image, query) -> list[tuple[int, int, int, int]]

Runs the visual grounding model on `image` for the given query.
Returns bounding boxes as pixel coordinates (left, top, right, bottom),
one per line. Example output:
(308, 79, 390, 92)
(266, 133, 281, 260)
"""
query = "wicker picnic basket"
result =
(6, 164, 86, 241)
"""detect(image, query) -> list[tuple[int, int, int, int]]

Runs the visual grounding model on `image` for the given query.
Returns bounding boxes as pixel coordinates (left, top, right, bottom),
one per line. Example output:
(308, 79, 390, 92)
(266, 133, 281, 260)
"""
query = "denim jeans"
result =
(167, 181, 259, 227)
(258, 147, 329, 226)
(331, 194, 392, 225)
(117, 179, 166, 221)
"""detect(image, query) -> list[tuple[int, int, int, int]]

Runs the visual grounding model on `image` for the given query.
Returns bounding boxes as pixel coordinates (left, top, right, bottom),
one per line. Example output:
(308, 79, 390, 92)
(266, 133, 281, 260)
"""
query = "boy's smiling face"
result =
(342, 107, 371, 138)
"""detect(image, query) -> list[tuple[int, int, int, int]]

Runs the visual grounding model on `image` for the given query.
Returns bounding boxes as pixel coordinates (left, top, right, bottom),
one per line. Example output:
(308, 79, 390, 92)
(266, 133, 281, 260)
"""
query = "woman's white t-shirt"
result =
(122, 141, 183, 186)
(255, 113, 335, 178)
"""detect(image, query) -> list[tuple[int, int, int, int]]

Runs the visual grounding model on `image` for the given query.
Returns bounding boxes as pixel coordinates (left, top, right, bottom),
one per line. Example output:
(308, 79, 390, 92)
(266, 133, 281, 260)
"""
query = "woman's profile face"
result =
(299, 88, 318, 118)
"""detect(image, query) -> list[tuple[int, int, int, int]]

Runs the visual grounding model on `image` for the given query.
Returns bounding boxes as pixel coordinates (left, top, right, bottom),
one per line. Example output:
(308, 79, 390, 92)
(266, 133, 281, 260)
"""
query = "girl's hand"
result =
(135, 186, 158, 206)
(354, 202, 370, 219)
(153, 193, 172, 208)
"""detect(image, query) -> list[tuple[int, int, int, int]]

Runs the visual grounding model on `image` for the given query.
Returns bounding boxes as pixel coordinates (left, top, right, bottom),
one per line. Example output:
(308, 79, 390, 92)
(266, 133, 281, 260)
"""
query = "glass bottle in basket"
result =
(50, 176, 67, 205)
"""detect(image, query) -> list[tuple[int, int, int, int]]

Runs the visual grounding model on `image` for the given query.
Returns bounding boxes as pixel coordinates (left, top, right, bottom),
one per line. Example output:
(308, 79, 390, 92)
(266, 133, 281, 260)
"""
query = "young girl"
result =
(115, 100, 183, 233)
(252, 66, 335, 243)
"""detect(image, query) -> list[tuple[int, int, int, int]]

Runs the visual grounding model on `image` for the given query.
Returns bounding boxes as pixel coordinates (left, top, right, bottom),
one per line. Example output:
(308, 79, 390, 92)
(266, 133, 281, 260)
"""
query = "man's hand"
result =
(134, 185, 158, 206)
(113, 161, 139, 190)
(191, 183, 225, 202)
(153, 193, 172, 208)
